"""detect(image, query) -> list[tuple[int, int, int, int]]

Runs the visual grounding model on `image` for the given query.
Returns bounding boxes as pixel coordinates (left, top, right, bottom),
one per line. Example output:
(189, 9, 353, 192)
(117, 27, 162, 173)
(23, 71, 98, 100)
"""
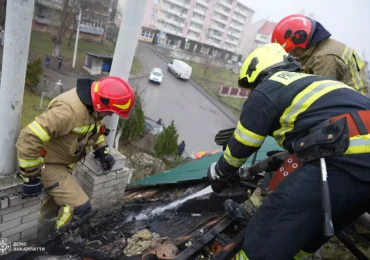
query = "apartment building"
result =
(141, 0, 254, 61)
(240, 19, 277, 59)
(32, 0, 117, 41)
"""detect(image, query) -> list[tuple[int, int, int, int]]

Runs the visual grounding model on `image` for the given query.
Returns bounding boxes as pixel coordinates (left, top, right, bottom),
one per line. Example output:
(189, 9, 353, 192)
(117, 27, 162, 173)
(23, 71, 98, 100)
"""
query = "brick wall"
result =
(73, 148, 132, 209)
(0, 177, 41, 243)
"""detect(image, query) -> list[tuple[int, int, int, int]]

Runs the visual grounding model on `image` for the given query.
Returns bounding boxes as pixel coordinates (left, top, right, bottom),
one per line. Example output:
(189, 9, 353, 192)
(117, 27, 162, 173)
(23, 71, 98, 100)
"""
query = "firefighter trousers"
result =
(38, 164, 90, 236)
(242, 162, 370, 260)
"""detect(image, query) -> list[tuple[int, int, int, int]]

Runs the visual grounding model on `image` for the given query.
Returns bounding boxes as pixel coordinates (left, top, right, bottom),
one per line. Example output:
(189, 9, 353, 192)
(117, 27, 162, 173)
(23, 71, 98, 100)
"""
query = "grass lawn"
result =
(21, 89, 51, 129)
(29, 30, 143, 75)
(189, 61, 245, 114)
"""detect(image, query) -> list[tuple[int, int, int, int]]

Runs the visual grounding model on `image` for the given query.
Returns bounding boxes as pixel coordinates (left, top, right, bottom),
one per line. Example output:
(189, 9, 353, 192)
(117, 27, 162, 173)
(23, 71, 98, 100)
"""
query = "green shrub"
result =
(118, 90, 145, 142)
(154, 120, 179, 157)
(25, 58, 44, 89)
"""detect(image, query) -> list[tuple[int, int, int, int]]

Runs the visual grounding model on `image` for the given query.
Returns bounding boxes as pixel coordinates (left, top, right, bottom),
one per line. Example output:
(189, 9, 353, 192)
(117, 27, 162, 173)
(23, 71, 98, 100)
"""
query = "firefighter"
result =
(207, 43, 370, 259)
(272, 14, 370, 96)
(16, 76, 135, 234)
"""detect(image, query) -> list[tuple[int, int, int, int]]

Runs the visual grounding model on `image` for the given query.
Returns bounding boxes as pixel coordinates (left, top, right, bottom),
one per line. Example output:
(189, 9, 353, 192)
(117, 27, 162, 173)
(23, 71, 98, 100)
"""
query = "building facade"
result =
(142, 0, 254, 61)
(240, 19, 276, 59)
(32, 0, 117, 41)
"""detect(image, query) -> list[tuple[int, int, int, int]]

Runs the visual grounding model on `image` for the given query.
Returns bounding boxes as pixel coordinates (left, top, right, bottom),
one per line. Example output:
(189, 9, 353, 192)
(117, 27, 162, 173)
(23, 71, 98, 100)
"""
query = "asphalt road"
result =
(135, 42, 236, 155)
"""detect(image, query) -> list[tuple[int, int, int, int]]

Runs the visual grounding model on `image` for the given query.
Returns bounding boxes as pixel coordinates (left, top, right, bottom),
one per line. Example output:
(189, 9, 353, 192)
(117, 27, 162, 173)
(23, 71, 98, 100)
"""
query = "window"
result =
(166, 13, 171, 19)
(170, 4, 174, 10)
(152, 8, 157, 15)
(149, 19, 154, 24)
(141, 30, 154, 38)
(185, 0, 190, 4)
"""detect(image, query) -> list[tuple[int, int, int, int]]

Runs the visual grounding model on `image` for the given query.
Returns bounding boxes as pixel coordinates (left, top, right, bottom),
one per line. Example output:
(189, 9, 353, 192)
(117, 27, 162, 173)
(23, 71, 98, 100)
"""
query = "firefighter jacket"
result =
(16, 88, 107, 177)
(217, 71, 370, 182)
(296, 38, 370, 96)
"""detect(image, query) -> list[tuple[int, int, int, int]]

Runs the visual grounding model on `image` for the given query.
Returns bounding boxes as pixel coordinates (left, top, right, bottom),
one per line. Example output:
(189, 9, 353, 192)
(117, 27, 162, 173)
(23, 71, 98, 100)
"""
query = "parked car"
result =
(167, 59, 192, 80)
(149, 68, 163, 84)
(144, 117, 164, 134)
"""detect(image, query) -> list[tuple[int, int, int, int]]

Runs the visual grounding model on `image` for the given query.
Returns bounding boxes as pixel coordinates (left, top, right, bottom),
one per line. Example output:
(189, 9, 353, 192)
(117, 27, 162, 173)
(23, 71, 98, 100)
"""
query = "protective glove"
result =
(238, 165, 254, 181)
(18, 172, 42, 198)
(214, 127, 236, 146)
(207, 162, 239, 193)
(94, 145, 115, 171)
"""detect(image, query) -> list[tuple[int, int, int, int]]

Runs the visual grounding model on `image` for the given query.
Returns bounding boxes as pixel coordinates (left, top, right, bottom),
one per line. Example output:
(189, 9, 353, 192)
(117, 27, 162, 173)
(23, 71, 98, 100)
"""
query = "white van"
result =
(167, 59, 192, 80)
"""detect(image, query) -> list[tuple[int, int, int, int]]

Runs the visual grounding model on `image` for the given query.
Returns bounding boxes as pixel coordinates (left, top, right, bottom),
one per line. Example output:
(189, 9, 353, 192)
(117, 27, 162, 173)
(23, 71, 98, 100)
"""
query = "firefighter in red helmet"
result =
(272, 14, 369, 96)
(16, 76, 135, 236)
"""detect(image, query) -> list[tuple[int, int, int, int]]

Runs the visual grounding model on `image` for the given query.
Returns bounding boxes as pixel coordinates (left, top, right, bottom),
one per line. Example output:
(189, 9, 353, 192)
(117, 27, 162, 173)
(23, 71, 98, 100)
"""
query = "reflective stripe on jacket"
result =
(297, 38, 369, 96)
(217, 71, 370, 181)
(16, 88, 107, 175)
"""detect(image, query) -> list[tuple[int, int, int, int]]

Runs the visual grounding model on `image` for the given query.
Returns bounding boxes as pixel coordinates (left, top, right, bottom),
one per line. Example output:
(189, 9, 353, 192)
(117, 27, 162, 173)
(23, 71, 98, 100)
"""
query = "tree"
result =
(115, 89, 145, 147)
(25, 58, 44, 90)
(154, 120, 179, 158)
(53, 0, 112, 54)
(105, 22, 119, 44)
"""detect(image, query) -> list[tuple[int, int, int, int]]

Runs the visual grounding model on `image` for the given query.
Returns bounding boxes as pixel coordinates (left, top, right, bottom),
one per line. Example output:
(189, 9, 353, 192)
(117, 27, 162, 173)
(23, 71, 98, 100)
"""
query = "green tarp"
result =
(129, 136, 280, 186)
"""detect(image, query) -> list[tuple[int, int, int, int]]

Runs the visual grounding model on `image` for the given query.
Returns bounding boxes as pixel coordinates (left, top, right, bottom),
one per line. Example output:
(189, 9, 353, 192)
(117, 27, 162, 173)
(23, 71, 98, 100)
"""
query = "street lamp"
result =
(72, 2, 82, 69)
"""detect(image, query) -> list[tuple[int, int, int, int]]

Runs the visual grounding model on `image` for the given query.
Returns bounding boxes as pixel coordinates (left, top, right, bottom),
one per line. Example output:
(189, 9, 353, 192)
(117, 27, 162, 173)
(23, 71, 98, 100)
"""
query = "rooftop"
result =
(257, 21, 277, 35)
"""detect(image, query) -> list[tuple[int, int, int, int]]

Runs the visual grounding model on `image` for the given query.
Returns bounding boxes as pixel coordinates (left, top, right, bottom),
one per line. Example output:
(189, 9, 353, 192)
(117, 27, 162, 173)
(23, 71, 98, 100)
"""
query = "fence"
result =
(219, 85, 249, 99)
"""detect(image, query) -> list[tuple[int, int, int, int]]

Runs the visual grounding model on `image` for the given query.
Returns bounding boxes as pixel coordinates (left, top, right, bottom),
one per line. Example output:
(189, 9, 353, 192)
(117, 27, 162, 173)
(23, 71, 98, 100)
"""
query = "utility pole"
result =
(103, 0, 148, 147)
(0, 0, 35, 176)
(72, 6, 82, 69)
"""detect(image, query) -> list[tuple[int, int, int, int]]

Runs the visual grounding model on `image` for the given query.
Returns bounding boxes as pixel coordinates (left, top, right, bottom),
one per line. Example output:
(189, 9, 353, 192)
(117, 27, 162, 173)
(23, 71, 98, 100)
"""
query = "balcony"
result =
(157, 24, 183, 37)
(208, 33, 223, 41)
(188, 25, 203, 33)
(79, 24, 105, 36)
(213, 8, 229, 17)
(158, 15, 186, 29)
(234, 8, 248, 17)
(160, 5, 184, 17)
(205, 39, 220, 48)
(218, 0, 233, 9)
(187, 34, 200, 41)
(36, 0, 63, 10)
(212, 16, 228, 25)
(230, 23, 243, 31)
(165, 0, 190, 9)
(209, 23, 225, 32)
(34, 15, 60, 26)
(191, 16, 204, 25)
(227, 30, 241, 38)
(196, 0, 210, 7)
(232, 16, 246, 25)
(193, 8, 206, 16)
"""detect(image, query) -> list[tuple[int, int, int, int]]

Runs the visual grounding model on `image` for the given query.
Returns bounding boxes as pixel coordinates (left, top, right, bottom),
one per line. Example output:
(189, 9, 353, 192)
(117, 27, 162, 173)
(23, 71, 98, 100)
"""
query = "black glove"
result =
(18, 173, 42, 198)
(94, 145, 115, 171)
(207, 162, 238, 193)
(266, 150, 283, 157)
(214, 127, 236, 146)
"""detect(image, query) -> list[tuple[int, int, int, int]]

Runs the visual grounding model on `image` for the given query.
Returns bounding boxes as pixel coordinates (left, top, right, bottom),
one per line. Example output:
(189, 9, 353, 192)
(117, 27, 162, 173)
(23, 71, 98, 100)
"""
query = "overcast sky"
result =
(241, 0, 370, 60)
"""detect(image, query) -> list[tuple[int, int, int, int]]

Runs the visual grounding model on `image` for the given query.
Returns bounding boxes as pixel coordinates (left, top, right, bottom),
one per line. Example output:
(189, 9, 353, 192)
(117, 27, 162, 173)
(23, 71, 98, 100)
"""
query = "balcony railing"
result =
(188, 26, 203, 33)
(157, 24, 183, 36)
(79, 24, 104, 35)
(196, 0, 210, 7)
(158, 16, 186, 29)
(218, 0, 233, 9)
(191, 16, 204, 25)
(212, 16, 227, 25)
(193, 8, 206, 16)
(232, 16, 246, 25)
(230, 23, 243, 31)
(208, 33, 223, 41)
(187, 34, 200, 41)
(209, 23, 225, 32)
(165, 0, 190, 9)
(214, 7, 230, 17)
(36, 0, 63, 10)
(234, 8, 248, 17)
(34, 16, 60, 26)
(161, 5, 184, 17)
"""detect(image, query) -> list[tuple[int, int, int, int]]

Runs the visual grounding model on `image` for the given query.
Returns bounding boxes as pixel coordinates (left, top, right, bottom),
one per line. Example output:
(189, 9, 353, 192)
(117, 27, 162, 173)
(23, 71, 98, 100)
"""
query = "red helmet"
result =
(272, 14, 316, 53)
(91, 76, 135, 118)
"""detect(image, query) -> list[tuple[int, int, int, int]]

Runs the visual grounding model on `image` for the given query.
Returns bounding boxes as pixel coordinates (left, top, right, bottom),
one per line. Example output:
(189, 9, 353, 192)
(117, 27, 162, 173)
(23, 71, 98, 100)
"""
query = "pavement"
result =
(135, 42, 236, 154)
(41, 42, 237, 154)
